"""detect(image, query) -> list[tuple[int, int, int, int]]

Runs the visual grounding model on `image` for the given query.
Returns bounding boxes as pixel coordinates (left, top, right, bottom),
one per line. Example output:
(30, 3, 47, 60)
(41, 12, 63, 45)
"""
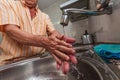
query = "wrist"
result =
(32, 35, 48, 47)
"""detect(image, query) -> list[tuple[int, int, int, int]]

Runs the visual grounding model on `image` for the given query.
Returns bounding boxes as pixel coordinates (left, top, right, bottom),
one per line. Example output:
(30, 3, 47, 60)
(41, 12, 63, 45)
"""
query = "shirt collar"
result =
(20, 0, 39, 11)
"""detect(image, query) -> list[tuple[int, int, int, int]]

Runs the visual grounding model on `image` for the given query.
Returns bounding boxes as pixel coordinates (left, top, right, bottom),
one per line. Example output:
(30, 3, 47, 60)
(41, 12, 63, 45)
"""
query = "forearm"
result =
(4, 24, 47, 47)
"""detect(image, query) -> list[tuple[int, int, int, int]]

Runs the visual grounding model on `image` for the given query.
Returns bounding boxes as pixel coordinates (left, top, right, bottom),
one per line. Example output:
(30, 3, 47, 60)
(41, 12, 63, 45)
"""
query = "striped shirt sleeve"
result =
(45, 14, 55, 33)
(0, 1, 20, 32)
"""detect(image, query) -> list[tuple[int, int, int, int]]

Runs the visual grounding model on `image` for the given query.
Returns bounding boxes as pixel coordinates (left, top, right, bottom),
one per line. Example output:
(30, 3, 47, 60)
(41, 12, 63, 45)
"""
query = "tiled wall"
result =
(89, 0, 120, 43)
(43, 0, 89, 43)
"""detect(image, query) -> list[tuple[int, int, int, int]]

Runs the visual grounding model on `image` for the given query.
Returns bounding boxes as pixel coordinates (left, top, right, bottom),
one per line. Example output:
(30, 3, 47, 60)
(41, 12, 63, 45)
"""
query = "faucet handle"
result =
(96, 0, 113, 14)
(96, 0, 110, 10)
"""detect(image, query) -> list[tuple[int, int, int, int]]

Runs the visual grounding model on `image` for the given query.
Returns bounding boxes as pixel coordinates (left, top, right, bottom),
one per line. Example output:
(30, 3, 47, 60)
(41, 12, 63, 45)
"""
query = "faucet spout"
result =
(60, 8, 101, 26)
(60, 1, 113, 27)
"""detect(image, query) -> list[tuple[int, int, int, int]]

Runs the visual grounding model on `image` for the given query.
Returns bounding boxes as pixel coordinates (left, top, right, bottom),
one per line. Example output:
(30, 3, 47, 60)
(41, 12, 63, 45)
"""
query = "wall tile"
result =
(89, 0, 120, 43)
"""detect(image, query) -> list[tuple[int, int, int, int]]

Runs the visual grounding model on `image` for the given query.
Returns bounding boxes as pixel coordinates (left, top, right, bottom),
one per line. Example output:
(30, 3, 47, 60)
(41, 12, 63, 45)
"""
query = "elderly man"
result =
(0, 0, 77, 74)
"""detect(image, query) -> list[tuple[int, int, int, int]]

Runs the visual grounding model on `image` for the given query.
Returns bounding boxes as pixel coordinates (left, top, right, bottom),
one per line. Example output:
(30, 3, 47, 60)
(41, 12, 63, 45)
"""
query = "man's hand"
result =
(46, 30, 77, 74)
(96, 0, 110, 11)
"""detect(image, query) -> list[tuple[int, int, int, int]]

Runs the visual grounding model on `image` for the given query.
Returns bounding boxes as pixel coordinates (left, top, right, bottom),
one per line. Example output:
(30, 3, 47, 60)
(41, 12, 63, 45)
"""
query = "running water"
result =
(70, 64, 86, 80)
(63, 26, 66, 36)
(62, 26, 85, 80)
(62, 26, 66, 41)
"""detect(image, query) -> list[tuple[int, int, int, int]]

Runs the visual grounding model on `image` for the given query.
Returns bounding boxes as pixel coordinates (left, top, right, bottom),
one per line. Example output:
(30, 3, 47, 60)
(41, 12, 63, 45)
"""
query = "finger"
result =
(51, 53, 62, 65)
(59, 35, 64, 40)
(64, 36, 76, 43)
(59, 35, 76, 44)
(96, 4, 104, 11)
(56, 45, 75, 54)
(56, 62, 61, 70)
(62, 61, 70, 74)
(96, 3, 102, 10)
(69, 55, 78, 64)
(53, 50, 69, 61)
(50, 35, 72, 48)
(57, 40, 72, 48)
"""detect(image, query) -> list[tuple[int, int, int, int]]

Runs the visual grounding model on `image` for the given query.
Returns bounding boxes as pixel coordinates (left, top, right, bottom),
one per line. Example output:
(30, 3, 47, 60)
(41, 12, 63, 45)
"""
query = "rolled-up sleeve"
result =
(0, 1, 20, 32)
(45, 14, 55, 33)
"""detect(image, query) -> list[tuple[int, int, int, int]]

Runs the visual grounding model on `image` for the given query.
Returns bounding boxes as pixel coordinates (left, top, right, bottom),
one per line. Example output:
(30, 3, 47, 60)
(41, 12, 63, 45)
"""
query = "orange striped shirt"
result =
(0, 0, 55, 65)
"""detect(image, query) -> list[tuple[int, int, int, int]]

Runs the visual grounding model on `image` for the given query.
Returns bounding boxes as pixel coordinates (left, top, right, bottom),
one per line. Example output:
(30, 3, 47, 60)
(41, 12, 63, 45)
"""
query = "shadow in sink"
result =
(0, 57, 103, 80)
(67, 60, 102, 80)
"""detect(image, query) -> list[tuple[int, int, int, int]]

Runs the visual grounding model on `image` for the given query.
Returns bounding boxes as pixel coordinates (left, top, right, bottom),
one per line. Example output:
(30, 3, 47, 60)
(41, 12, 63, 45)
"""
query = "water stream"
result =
(68, 64, 86, 80)
(62, 26, 86, 80)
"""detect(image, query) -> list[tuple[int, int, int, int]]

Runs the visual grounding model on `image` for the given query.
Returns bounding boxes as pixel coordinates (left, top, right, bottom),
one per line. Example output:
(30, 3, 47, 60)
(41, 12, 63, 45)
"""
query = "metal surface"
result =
(60, 14, 69, 26)
(0, 54, 119, 80)
(60, 0, 88, 10)
(60, 0, 113, 26)
(0, 57, 66, 80)
(60, 8, 112, 26)
(0, 56, 104, 80)
(81, 34, 93, 44)
(60, 0, 89, 22)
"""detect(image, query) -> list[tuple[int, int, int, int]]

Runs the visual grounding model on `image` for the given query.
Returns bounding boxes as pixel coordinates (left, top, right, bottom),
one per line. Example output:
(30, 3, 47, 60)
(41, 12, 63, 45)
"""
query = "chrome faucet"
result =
(60, 1, 113, 26)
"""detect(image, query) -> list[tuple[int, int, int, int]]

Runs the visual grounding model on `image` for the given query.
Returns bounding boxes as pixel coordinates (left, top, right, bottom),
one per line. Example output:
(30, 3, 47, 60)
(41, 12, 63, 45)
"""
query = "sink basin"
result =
(0, 56, 115, 80)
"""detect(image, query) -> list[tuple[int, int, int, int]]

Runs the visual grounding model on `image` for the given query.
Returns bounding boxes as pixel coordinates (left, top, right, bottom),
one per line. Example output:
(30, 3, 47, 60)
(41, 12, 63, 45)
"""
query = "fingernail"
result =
(66, 56, 70, 61)
(61, 35, 64, 39)
(72, 50, 76, 53)
(69, 44, 72, 47)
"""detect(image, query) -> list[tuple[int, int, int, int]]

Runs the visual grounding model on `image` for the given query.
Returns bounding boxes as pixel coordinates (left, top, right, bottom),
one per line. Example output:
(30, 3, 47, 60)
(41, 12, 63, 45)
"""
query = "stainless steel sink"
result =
(0, 56, 118, 80)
